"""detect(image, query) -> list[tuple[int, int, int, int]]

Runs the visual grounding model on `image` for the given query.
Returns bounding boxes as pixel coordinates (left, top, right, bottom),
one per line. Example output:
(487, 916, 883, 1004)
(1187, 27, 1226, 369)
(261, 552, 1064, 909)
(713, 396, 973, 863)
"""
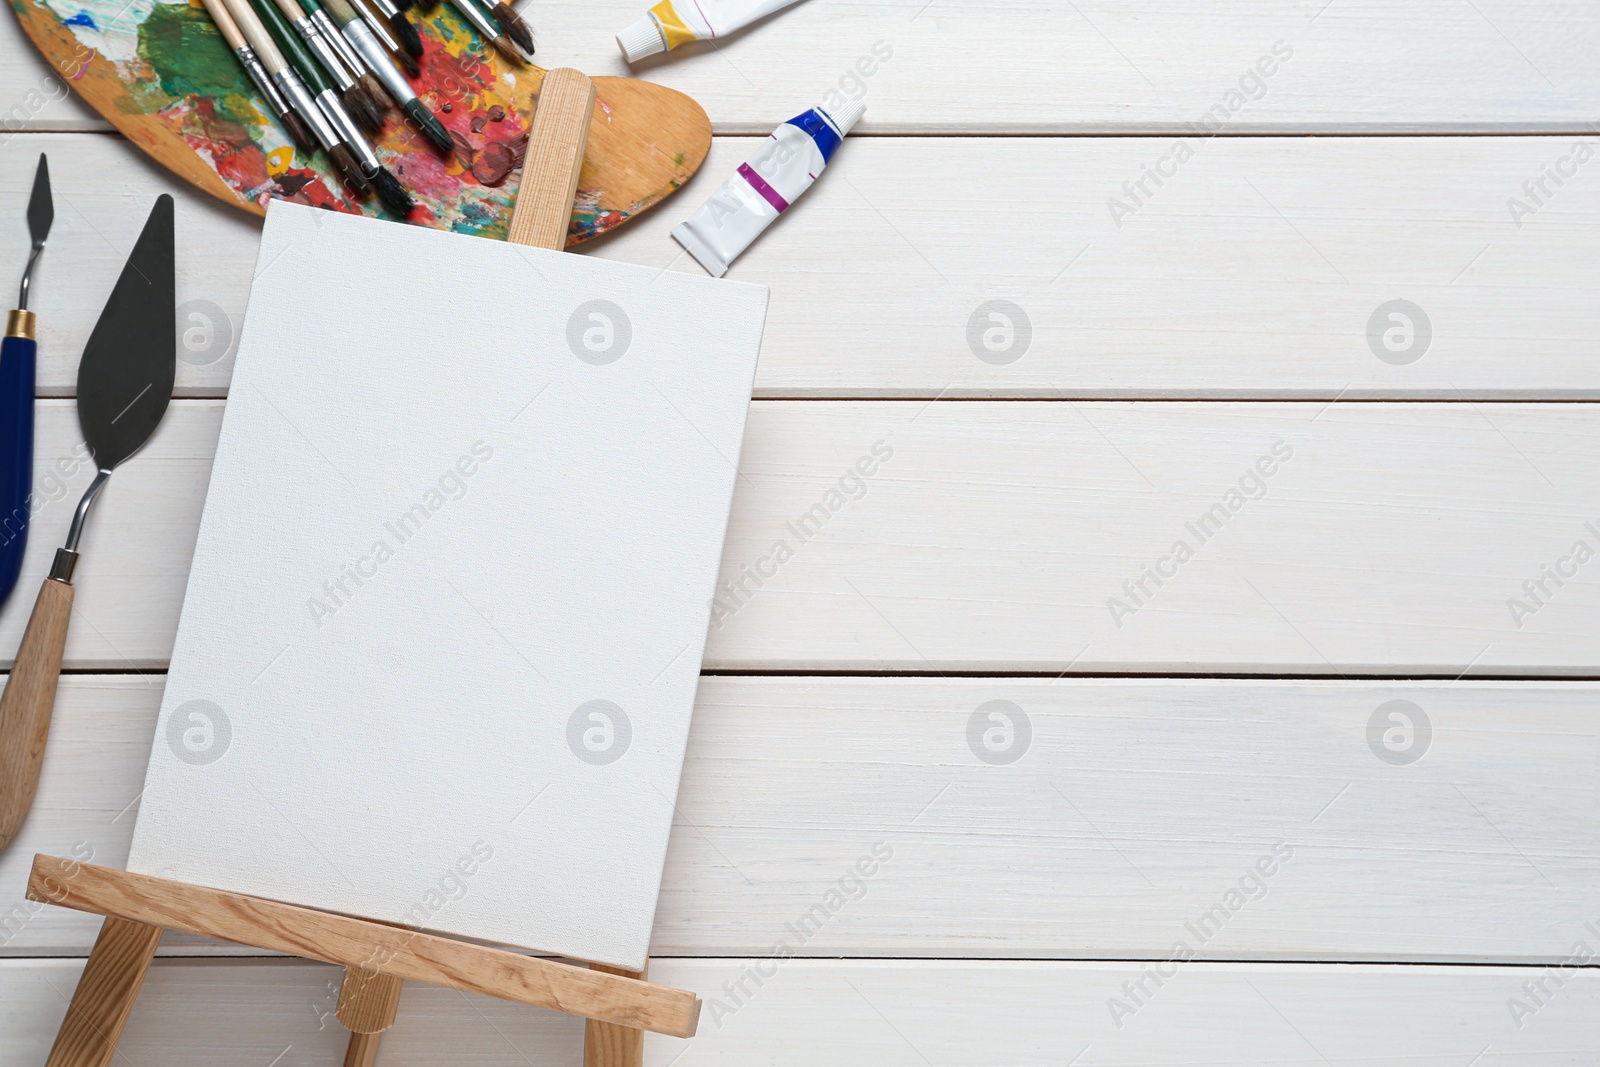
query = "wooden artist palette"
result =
(11, 0, 710, 241)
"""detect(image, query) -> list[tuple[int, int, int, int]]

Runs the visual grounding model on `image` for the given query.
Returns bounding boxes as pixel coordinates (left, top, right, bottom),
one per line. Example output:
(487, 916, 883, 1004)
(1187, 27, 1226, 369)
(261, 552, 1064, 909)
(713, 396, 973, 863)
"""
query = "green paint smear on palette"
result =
(137, 2, 258, 125)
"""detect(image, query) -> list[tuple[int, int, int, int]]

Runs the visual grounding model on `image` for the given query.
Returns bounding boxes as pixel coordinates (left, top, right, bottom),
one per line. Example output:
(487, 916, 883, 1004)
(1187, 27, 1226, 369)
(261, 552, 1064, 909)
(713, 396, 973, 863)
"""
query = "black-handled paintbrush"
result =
(222, 0, 371, 194)
(252, 0, 415, 214)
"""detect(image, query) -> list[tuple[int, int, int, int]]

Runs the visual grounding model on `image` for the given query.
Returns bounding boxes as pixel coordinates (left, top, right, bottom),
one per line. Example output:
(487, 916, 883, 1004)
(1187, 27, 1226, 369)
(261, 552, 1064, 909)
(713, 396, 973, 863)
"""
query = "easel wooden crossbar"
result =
(28, 854, 696, 1066)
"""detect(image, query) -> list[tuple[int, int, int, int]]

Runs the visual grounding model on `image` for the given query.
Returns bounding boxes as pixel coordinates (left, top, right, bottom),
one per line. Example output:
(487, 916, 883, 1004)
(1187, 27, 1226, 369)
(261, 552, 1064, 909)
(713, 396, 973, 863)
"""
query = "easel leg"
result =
(46, 916, 163, 1067)
(584, 962, 646, 1067)
(338, 966, 404, 1067)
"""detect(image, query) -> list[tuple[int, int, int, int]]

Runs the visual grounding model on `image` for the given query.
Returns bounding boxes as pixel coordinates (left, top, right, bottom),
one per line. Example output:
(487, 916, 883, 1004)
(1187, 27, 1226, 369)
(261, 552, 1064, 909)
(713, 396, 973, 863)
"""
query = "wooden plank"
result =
(3, 400, 1597, 674)
(7, 134, 1598, 399)
(2, 957, 1596, 1063)
(25, 857, 702, 1037)
(4, 677, 1595, 963)
(5, 1, 1600, 133)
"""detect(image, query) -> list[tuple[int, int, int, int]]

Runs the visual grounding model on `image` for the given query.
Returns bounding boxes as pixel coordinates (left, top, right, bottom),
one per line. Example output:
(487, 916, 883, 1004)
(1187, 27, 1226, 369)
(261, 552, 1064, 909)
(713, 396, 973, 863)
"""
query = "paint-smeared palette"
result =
(11, 0, 710, 242)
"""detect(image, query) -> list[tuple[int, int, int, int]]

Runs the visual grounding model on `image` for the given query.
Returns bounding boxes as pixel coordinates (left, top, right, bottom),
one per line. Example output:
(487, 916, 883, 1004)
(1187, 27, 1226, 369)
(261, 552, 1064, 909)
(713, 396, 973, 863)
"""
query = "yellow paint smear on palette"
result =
(10, 0, 711, 241)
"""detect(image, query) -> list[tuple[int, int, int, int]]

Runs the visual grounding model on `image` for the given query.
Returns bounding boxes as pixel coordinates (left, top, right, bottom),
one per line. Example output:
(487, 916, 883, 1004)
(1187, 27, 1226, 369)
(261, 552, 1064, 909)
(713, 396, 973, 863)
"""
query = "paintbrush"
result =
(489, 0, 533, 57)
(222, 0, 371, 194)
(364, 0, 423, 61)
(347, 0, 399, 52)
(347, 0, 418, 76)
(268, 0, 385, 134)
(299, 0, 391, 128)
(447, 0, 530, 64)
(323, 0, 453, 153)
(201, 0, 318, 153)
(252, 0, 415, 214)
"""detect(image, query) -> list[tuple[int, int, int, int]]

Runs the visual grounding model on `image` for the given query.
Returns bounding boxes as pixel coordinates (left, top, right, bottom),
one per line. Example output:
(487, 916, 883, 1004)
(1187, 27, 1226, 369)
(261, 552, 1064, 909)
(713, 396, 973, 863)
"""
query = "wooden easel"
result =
(31, 68, 673, 1067)
(27, 855, 692, 1065)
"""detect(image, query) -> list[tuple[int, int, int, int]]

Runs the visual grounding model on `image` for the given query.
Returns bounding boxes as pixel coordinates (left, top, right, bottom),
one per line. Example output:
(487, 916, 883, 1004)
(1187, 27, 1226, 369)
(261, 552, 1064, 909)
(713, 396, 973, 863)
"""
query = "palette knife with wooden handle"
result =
(0, 194, 175, 856)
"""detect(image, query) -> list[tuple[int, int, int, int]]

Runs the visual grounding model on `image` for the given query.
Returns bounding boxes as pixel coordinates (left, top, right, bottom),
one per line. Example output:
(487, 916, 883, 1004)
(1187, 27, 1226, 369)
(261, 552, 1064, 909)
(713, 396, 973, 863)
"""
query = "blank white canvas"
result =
(127, 201, 768, 970)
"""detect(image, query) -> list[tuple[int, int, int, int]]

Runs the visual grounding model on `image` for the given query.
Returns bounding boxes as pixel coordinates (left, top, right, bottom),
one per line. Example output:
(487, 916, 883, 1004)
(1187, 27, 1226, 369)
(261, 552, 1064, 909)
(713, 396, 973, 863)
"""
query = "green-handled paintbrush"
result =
(270, 0, 386, 133)
(251, 0, 414, 214)
(221, 0, 371, 194)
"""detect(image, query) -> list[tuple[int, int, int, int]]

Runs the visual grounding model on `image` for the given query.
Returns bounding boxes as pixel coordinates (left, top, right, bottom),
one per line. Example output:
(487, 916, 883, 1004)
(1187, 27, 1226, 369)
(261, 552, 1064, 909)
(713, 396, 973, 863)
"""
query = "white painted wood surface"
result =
(5, 1, 1600, 133)
(6, 135, 1600, 399)
(5, 0, 1599, 1057)
(2, 400, 1596, 673)
(3, 677, 1596, 964)
(3, 957, 1596, 1064)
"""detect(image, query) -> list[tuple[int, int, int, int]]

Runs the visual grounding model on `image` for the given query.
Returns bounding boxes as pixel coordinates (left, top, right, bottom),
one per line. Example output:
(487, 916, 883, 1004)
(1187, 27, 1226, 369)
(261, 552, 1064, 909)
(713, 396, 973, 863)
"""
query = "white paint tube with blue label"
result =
(671, 94, 865, 279)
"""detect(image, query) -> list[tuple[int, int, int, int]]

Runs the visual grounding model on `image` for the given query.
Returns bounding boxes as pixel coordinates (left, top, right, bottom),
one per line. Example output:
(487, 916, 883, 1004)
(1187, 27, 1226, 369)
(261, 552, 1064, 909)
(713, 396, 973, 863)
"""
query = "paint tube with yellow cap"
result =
(615, 0, 808, 62)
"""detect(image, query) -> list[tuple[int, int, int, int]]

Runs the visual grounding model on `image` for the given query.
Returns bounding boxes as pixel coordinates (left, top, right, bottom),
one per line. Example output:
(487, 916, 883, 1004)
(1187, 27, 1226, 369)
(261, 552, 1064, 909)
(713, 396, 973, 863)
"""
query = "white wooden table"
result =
(3, 2, 1599, 1062)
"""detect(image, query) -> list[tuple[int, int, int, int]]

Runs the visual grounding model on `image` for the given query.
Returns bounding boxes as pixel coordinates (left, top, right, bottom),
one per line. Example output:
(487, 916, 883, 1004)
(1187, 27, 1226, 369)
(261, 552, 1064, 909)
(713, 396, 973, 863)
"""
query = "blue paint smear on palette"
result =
(63, 9, 96, 27)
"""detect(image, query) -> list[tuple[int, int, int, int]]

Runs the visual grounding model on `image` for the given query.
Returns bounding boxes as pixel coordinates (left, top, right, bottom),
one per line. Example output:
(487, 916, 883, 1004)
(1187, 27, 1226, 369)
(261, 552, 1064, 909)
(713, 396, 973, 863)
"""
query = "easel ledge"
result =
(27, 854, 700, 1037)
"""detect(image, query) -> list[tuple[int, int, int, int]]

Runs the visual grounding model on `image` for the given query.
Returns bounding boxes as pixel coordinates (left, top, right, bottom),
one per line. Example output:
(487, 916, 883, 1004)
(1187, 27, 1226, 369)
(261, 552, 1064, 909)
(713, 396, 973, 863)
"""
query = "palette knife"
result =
(0, 194, 175, 855)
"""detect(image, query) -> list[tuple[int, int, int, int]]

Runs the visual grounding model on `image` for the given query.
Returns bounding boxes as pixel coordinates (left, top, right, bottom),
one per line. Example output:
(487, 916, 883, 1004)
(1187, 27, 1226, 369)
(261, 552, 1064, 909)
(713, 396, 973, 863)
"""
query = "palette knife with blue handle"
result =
(0, 193, 174, 856)
(0, 154, 51, 611)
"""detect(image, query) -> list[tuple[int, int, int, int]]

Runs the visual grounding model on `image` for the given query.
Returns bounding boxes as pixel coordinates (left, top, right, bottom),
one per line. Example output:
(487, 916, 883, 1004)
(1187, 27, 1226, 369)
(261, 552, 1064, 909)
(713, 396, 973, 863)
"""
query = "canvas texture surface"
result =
(126, 201, 769, 970)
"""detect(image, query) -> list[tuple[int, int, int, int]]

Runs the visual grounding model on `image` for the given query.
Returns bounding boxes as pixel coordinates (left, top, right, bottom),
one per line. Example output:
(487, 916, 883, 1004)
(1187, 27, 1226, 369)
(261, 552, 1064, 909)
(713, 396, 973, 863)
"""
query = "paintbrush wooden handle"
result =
(506, 68, 595, 251)
(198, 0, 249, 51)
(0, 577, 73, 854)
(321, 0, 362, 29)
(223, 0, 290, 74)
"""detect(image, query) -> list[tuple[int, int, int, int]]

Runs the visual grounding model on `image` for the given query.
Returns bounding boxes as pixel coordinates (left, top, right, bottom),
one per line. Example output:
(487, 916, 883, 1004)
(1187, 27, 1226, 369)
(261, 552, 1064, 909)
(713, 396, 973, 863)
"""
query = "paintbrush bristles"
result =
(491, 1, 532, 55)
(490, 34, 521, 63)
(358, 72, 393, 111)
(389, 12, 423, 56)
(343, 81, 386, 132)
(369, 165, 415, 215)
(326, 143, 372, 194)
(393, 47, 420, 76)
(280, 108, 318, 154)
(402, 98, 453, 153)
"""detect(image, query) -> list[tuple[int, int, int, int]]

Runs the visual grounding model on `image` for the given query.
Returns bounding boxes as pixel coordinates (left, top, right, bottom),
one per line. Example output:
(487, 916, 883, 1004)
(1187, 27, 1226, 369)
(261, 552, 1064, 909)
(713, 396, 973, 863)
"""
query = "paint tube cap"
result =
(821, 93, 866, 136)
(616, 15, 667, 62)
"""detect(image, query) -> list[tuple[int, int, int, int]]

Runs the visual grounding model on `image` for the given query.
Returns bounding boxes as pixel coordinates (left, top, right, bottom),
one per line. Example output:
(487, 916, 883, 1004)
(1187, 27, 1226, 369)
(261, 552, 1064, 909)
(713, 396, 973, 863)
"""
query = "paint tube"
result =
(616, 0, 809, 62)
(671, 95, 864, 278)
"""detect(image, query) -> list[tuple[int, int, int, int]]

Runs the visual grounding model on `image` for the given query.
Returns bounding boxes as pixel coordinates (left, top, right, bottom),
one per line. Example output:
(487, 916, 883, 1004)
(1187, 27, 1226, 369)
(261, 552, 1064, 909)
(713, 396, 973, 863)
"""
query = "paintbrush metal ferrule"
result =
(235, 44, 294, 118)
(315, 88, 380, 169)
(311, 7, 366, 75)
(343, 22, 451, 152)
(294, 14, 356, 90)
(272, 67, 341, 149)
(445, 0, 500, 52)
(349, 0, 399, 50)
(343, 19, 409, 99)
